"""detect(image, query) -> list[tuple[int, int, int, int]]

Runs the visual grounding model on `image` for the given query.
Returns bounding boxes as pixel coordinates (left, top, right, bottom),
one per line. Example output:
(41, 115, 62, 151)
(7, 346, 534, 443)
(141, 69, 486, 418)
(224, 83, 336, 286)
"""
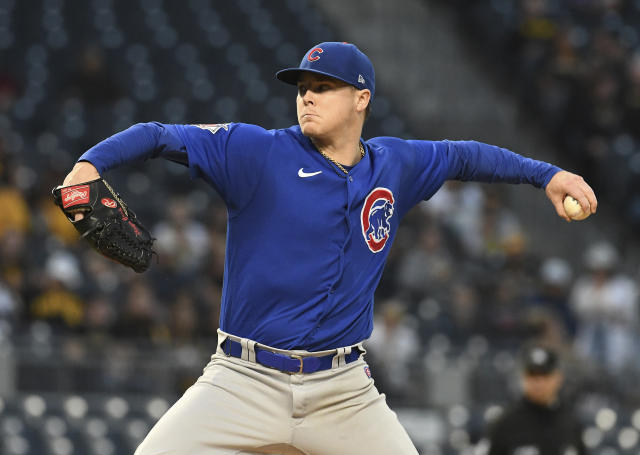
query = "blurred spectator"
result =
(29, 251, 85, 331)
(528, 257, 576, 337)
(82, 249, 121, 293)
(0, 185, 30, 239)
(195, 279, 223, 338)
(0, 139, 30, 239)
(497, 229, 539, 298)
(420, 181, 485, 257)
(623, 51, 640, 132)
(40, 194, 79, 246)
(569, 241, 638, 371)
(396, 223, 454, 299)
(480, 189, 523, 260)
(440, 281, 488, 343)
(449, 281, 482, 335)
(0, 279, 20, 332)
(489, 276, 532, 343)
(518, 0, 557, 42)
(168, 291, 198, 342)
(366, 299, 420, 404)
(44, 249, 83, 290)
(481, 343, 586, 455)
(112, 280, 168, 343)
(0, 73, 19, 114)
(0, 229, 28, 304)
(153, 197, 210, 274)
(521, 306, 571, 354)
(84, 296, 116, 340)
(63, 44, 124, 107)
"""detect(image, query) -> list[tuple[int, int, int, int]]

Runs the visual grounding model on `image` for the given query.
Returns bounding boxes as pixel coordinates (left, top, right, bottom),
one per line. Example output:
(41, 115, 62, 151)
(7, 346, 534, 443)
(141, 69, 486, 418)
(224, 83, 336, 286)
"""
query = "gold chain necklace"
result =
(318, 142, 365, 176)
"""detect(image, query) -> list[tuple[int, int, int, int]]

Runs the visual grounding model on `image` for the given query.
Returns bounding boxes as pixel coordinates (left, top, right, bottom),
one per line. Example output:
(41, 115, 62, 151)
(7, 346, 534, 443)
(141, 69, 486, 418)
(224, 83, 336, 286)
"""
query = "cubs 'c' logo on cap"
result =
(307, 47, 323, 61)
(361, 187, 395, 253)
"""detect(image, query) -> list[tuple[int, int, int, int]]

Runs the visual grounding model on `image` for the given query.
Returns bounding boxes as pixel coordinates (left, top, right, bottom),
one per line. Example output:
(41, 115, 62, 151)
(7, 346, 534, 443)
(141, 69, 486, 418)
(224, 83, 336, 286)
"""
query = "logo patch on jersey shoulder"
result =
(361, 187, 395, 253)
(194, 123, 230, 135)
(364, 365, 372, 378)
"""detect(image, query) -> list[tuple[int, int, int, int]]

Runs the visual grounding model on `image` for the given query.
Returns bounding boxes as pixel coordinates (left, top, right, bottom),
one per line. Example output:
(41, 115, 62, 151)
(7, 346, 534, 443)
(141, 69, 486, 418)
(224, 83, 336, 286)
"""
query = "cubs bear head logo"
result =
(361, 187, 395, 253)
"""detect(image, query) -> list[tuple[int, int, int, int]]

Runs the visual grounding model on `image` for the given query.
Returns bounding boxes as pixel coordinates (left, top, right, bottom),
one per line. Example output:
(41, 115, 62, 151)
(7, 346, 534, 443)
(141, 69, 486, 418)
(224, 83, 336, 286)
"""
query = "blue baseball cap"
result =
(276, 42, 375, 99)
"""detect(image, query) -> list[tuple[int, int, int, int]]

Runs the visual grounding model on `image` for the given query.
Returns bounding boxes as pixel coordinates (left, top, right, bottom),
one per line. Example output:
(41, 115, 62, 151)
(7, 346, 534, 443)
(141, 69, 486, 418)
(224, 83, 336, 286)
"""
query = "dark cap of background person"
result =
(520, 344, 559, 375)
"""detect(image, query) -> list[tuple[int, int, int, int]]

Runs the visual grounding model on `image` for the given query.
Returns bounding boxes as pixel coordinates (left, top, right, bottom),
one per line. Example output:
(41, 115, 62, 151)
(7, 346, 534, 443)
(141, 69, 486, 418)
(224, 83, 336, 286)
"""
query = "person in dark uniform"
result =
(484, 344, 587, 455)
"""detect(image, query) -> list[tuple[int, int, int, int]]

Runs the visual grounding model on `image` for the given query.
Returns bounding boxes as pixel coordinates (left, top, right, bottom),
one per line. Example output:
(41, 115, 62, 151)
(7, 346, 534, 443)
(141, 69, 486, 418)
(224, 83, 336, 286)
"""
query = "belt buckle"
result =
(290, 354, 304, 374)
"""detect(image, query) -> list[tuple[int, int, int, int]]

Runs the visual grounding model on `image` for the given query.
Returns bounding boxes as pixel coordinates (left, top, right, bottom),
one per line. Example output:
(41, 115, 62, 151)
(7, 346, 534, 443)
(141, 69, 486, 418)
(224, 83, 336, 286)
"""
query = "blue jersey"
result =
(80, 122, 561, 351)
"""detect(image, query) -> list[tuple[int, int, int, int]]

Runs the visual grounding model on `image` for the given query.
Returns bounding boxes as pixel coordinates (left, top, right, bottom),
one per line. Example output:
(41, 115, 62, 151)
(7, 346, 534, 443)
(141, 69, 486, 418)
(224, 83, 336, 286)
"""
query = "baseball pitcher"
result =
(58, 42, 597, 454)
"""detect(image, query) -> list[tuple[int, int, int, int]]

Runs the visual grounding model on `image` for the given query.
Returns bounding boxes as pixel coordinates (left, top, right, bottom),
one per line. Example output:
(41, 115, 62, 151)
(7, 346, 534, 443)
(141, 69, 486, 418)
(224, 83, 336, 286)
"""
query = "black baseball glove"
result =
(52, 178, 156, 273)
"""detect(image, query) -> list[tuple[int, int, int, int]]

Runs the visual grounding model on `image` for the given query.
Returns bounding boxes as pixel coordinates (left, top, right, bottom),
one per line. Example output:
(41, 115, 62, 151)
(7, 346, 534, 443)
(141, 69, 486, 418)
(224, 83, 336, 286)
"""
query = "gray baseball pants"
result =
(134, 330, 418, 454)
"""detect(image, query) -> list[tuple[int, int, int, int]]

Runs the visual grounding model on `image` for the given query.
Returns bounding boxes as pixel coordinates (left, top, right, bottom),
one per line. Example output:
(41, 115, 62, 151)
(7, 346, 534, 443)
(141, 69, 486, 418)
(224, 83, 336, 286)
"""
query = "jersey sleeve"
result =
(403, 140, 453, 203)
(443, 140, 562, 187)
(78, 122, 186, 173)
(78, 122, 273, 214)
(401, 139, 562, 205)
(171, 122, 273, 213)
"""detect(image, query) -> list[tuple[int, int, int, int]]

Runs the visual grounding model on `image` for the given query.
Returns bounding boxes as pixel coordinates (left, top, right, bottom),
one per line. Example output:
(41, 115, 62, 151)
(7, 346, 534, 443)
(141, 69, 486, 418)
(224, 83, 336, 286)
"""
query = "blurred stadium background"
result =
(1, 0, 640, 453)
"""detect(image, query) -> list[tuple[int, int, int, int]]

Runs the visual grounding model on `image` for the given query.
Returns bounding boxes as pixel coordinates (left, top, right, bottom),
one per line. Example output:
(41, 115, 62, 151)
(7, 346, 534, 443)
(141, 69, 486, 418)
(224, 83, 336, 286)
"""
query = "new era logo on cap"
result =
(276, 42, 376, 99)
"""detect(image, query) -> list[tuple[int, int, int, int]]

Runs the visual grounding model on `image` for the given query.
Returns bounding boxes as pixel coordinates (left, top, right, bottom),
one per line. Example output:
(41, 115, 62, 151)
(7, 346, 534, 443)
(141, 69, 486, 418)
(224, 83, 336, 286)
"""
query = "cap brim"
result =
(275, 68, 356, 88)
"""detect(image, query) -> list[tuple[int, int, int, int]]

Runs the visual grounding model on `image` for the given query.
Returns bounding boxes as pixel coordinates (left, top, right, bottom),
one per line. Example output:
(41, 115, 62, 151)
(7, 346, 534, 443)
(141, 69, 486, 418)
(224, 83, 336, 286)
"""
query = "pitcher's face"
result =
(296, 73, 364, 140)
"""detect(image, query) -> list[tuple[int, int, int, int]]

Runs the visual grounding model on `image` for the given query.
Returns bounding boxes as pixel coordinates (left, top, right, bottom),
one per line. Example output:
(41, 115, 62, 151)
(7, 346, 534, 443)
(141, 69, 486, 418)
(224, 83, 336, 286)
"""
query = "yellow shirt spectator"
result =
(0, 186, 30, 238)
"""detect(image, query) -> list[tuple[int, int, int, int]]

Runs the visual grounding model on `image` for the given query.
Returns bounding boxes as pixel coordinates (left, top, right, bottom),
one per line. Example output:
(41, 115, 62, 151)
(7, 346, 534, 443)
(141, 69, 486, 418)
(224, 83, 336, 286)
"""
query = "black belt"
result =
(221, 339, 361, 374)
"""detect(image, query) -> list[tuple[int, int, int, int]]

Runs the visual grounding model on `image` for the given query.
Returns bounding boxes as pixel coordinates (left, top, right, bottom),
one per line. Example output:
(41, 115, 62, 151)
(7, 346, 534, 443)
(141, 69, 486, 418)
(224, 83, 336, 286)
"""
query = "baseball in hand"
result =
(563, 195, 590, 220)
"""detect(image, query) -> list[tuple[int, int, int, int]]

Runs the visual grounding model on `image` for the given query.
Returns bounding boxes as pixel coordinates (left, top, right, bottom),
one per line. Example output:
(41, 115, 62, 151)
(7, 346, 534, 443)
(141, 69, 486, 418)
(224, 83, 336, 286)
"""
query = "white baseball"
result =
(563, 195, 590, 221)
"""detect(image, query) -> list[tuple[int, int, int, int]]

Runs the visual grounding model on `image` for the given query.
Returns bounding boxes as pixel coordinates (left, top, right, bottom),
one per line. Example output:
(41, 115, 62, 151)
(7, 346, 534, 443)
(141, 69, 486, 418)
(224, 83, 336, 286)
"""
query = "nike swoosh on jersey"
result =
(298, 168, 322, 178)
